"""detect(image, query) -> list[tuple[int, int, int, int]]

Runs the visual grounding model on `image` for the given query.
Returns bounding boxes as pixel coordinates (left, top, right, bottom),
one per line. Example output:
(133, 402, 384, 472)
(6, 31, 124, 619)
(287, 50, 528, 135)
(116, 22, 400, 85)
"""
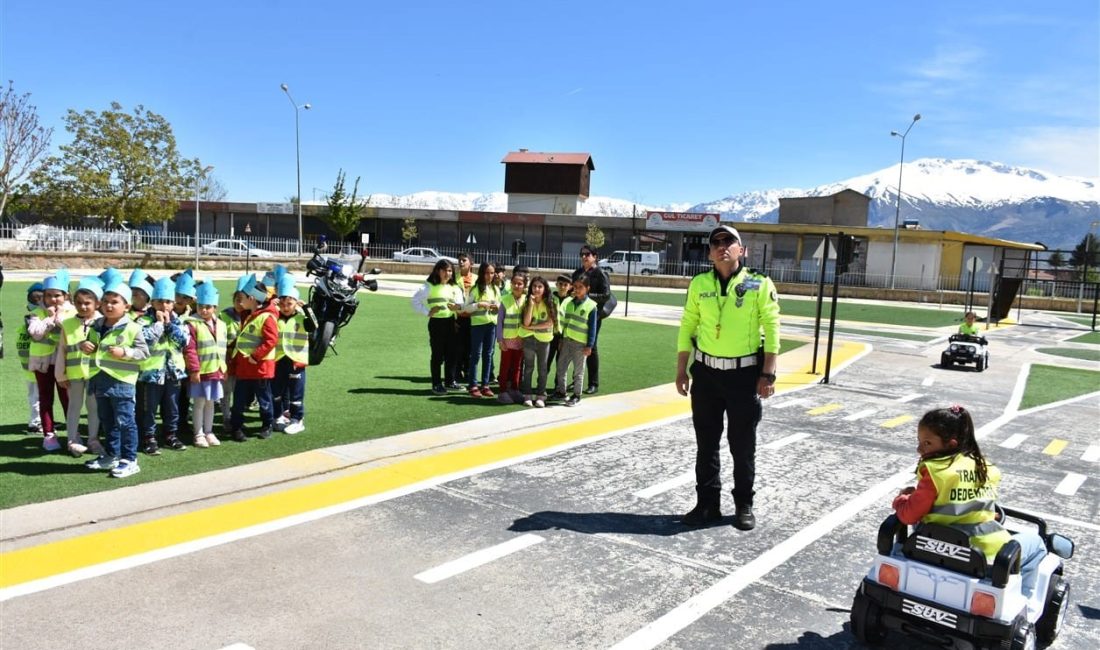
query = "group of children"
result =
(412, 260, 598, 408)
(17, 265, 312, 478)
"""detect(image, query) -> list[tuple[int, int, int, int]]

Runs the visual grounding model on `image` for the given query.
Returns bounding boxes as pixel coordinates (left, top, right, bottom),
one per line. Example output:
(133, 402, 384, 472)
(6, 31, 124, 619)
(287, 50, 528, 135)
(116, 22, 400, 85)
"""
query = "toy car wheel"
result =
(1036, 575, 1069, 644)
(940, 353, 951, 368)
(1004, 617, 1036, 650)
(976, 357, 985, 372)
(984, 353, 990, 369)
(850, 589, 886, 645)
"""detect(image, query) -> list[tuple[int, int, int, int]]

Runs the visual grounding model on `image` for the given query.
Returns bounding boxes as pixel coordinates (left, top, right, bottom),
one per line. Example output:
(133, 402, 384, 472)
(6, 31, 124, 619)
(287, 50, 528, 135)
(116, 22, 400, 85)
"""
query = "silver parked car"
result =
(392, 247, 457, 264)
(201, 239, 274, 258)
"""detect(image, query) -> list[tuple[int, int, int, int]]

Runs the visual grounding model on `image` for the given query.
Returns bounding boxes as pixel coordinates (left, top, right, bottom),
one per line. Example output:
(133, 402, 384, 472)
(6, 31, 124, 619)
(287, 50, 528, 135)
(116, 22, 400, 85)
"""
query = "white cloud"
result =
(1003, 126, 1100, 179)
(910, 44, 985, 82)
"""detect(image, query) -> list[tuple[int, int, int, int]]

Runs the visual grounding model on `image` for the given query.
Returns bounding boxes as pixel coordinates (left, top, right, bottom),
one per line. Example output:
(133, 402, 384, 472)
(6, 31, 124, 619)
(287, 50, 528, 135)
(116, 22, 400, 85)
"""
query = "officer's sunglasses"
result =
(709, 236, 737, 248)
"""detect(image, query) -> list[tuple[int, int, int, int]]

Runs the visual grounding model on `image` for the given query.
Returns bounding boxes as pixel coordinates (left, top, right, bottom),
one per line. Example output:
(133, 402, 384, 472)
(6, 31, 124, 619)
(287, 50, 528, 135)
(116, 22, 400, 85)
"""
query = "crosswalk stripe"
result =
(843, 408, 877, 422)
(1083, 445, 1100, 463)
(807, 403, 842, 416)
(1042, 439, 1069, 456)
(414, 534, 545, 584)
(762, 433, 811, 450)
(1054, 473, 1087, 496)
(633, 471, 695, 499)
(999, 434, 1028, 449)
(881, 414, 914, 429)
(921, 376, 935, 387)
(896, 393, 923, 403)
(772, 398, 811, 410)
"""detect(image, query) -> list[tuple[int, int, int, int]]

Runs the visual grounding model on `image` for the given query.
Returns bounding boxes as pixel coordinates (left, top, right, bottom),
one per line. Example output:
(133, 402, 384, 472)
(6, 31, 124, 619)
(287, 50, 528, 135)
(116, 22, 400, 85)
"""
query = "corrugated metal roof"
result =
(501, 151, 595, 170)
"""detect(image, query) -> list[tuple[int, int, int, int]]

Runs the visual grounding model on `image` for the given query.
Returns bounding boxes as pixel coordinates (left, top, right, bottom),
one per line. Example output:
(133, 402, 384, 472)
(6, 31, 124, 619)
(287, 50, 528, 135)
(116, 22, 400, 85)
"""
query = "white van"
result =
(600, 250, 661, 275)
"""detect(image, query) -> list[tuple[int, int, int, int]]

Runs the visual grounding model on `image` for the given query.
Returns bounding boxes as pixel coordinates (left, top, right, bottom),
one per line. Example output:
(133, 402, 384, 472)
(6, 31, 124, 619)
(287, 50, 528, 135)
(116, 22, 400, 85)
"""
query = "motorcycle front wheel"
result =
(309, 320, 336, 366)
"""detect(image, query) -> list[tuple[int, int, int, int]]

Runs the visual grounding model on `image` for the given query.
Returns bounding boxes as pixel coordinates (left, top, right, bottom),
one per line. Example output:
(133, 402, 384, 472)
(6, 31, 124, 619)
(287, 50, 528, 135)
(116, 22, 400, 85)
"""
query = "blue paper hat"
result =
(132, 278, 154, 302)
(242, 274, 268, 302)
(42, 268, 71, 293)
(175, 272, 196, 298)
(98, 267, 123, 288)
(152, 276, 176, 301)
(75, 276, 105, 301)
(262, 269, 277, 288)
(103, 282, 132, 304)
(128, 268, 148, 289)
(235, 275, 251, 294)
(195, 282, 220, 306)
(27, 281, 44, 298)
(276, 275, 299, 299)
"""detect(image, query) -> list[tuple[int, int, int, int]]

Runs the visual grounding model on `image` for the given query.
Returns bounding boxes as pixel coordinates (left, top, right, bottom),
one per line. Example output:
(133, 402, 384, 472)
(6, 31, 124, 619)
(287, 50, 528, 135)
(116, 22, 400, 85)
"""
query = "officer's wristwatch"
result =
(760, 372, 776, 385)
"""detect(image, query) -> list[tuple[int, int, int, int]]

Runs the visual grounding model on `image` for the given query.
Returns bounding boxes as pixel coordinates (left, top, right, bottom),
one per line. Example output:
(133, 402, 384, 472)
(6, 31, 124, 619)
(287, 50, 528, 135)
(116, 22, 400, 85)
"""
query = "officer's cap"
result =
(708, 226, 741, 244)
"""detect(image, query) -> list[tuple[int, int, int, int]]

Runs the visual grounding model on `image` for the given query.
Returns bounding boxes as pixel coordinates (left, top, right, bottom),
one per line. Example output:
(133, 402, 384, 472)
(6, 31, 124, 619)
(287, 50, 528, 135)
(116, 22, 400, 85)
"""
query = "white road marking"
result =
(633, 472, 695, 499)
(1014, 508, 1100, 533)
(921, 376, 935, 387)
(609, 469, 910, 650)
(414, 534, 544, 584)
(219, 645, 255, 650)
(772, 398, 811, 410)
(842, 408, 876, 422)
(999, 434, 1028, 449)
(762, 433, 811, 450)
(1054, 473, 1087, 496)
(1083, 445, 1100, 463)
(896, 393, 923, 403)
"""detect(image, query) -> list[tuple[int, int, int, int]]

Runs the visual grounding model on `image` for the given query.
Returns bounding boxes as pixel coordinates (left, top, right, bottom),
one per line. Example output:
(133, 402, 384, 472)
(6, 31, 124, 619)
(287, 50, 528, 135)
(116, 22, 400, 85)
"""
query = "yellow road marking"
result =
(1042, 439, 1069, 456)
(881, 414, 914, 429)
(1, 337, 871, 592)
(807, 403, 842, 416)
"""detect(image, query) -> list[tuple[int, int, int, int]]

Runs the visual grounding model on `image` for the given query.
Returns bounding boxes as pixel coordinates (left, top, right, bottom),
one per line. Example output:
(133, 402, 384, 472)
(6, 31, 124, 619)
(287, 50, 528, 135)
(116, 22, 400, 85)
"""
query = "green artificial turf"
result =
(1033, 347, 1100, 362)
(1065, 330, 1100, 345)
(1019, 364, 1100, 411)
(1, 279, 799, 508)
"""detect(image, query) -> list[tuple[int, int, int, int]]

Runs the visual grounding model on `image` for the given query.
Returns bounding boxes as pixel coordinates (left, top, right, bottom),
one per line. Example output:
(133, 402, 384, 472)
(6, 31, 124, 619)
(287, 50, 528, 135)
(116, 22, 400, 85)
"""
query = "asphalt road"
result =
(1, 318, 1097, 649)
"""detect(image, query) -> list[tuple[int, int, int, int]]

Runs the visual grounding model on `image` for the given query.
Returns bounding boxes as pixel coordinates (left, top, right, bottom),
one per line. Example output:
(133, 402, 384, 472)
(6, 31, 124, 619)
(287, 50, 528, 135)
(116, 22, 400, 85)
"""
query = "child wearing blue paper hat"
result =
(173, 269, 197, 317)
(54, 276, 105, 456)
(227, 274, 279, 442)
(17, 282, 46, 433)
(134, 276, 191, 454)
(215, 274, 254, 430)
(128, 268, 154, 319)
(272, 275, 310, 435)
(82, 281, 149, 478)
(27, 269, 76, 451)
(184, 281, 227, 447)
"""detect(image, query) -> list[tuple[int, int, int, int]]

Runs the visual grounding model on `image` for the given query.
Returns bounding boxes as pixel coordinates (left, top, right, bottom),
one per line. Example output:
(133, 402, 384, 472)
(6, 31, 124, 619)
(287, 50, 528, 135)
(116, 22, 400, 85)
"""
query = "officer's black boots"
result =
(733, 504, 755, 531)
(682, 502, 722, 526)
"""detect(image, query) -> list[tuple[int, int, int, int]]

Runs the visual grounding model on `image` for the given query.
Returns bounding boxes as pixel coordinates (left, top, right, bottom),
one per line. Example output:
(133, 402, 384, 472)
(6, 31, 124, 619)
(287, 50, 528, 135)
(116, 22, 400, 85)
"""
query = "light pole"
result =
(194, 165, 214, 267)
(280, 83, 311, 256)
(888, 113, 921, 290)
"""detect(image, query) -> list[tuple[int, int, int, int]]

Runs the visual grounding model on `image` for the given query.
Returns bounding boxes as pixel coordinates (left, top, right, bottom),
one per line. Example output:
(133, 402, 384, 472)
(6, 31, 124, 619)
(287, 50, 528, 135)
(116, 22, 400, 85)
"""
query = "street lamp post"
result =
(888, 113, 921, 290)
(194, 165, 214, 267)
(280, 83, 311, 256)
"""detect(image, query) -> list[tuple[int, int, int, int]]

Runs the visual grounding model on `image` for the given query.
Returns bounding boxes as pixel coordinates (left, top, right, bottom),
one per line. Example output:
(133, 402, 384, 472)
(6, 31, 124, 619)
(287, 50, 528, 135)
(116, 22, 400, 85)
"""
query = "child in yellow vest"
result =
(555, 277, 598, 407)
(495, 272, 528, 404)
(54, 277, 105, 456)
(17, 282, 45, 432)
(184, 282, 227, 447)
(273, 276, 311, 434)
(519, 276, 557, 408)
(27, 269, 76, 451)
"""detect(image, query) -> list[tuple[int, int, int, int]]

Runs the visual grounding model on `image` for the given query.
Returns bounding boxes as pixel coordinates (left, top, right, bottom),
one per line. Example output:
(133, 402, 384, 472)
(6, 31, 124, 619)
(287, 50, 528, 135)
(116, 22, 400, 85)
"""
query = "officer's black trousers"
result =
(585, 316, 603, 387)
(690, 361, 761, 507)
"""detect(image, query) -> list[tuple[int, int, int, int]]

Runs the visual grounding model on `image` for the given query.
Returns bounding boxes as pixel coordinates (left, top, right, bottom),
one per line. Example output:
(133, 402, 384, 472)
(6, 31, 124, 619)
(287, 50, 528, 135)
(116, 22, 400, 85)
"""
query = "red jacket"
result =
(230, 301, 279, 380)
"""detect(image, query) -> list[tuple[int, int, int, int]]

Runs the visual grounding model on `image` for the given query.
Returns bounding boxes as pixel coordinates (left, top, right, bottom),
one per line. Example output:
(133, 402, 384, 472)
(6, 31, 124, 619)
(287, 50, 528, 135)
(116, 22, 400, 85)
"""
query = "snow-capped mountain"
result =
(355, 159, 1098, 250)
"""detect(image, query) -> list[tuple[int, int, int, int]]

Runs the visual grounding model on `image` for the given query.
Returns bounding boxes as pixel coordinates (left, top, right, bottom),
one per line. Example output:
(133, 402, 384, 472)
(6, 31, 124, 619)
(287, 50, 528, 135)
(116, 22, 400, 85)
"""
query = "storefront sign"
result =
(645, 211, 720, 232)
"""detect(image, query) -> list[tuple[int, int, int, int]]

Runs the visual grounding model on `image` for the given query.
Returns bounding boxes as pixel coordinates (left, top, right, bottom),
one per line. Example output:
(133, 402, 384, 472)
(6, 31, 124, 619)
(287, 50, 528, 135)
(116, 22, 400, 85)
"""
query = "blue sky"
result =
(2, 1, 1097, 206)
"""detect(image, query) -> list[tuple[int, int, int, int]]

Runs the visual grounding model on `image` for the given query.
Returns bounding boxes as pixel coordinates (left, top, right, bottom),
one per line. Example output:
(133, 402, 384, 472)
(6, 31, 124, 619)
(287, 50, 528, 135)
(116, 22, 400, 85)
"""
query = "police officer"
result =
(675, 225, 780, 530)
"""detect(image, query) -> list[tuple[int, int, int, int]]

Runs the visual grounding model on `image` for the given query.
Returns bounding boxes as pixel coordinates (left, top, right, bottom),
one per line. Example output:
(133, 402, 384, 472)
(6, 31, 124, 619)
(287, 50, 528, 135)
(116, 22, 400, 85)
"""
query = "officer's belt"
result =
(694, 350, 757, 371)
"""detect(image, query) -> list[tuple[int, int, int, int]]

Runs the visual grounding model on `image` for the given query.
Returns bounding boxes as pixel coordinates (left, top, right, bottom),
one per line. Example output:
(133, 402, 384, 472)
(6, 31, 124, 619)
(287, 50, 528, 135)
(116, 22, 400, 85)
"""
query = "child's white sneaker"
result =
(205, 433, 221, 446)
(193, 433, 210, 448)
(275, 414, 290, 428)
(283, 420, 305, 435)
(42, 434, 61, 452)
(85, 455, 119, 471)
(110, 460, 140, 478)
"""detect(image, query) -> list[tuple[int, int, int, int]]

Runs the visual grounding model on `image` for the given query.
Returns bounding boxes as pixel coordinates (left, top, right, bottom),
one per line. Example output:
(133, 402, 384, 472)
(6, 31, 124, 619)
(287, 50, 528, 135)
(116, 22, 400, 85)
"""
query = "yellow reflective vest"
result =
(28, 305, 75, 360)
(519, 300, 554, 343)
(276, 313, 309, 365)
(468, 284, 501, 327)
(91, 319, 144, 384)
(677, 267, 781, 357)
(499, 292, 527, 339)
(919, 454, 1012, 561)
(60, 316, 97, 381)
(236, 312, 277, 361)
(16, 311, 34, 379)
(560, 296, 597, 345)
(427, 282, 462, 319)
(189, 316, 228, 375)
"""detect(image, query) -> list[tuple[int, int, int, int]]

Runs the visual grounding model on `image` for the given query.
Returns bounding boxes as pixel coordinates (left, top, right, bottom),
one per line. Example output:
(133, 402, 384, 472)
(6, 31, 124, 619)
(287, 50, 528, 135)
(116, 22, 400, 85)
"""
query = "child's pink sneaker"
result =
(42, 434, 61, 452)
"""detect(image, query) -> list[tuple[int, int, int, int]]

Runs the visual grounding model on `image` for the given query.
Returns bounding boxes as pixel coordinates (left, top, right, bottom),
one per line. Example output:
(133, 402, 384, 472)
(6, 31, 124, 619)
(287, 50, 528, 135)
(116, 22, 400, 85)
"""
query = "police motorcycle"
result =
(851, 507, 1073, 649)
(303, 237, 380, 366)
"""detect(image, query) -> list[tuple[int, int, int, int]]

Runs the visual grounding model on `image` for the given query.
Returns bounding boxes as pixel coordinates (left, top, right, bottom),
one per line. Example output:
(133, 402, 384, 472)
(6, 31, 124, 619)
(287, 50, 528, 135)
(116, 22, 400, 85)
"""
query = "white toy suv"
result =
(851, 508, 1073, 649)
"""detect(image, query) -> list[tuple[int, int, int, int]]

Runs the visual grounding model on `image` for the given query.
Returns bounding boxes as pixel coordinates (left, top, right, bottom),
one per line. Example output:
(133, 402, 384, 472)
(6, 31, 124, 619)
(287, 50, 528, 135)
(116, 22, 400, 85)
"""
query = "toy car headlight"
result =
(950, 344, 959, 352)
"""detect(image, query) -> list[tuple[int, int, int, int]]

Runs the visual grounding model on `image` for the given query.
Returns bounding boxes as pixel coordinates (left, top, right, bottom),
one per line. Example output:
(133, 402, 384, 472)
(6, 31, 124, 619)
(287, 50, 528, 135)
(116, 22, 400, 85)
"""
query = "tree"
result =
(1069, 233, 1099, 280)
(401, 217, 418, 245)
(0, 81, 53, 220)
(585, 222, 606, 250)
(29, 102, 192, 226)
(324, 169, 368, 240)
(1046, 251, 1066, 270)
(198, 174, 227, 202)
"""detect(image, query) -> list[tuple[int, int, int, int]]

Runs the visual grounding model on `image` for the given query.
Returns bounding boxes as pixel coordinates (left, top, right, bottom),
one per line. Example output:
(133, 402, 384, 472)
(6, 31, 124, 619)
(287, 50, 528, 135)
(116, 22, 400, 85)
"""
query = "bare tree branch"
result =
(0, 81, 53, 219)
